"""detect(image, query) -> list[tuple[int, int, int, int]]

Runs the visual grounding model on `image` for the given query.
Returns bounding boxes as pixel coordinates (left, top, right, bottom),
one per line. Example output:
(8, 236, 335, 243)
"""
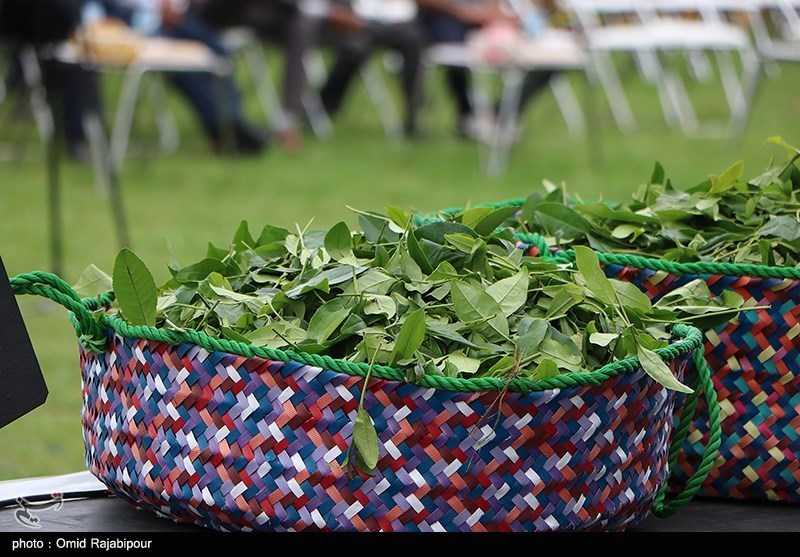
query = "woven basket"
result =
(12, 271, 719, 532)
(517, 232, 800, 503)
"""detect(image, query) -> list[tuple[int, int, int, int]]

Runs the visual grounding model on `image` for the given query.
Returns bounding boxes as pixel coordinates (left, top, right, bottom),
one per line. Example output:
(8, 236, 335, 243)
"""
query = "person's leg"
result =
(417, 10, 472, 119)
(319, 30, 371, 118)
(62, 65, 103, 160)
(515, 70, 556, 116)
(373, 22, 424, 135)
(159, 15, 244, 140)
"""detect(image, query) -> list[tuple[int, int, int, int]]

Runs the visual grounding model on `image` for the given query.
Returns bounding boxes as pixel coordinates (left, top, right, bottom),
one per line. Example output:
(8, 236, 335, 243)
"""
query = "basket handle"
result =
(652, 347, 722, 517)
(10, 271, 108, 354)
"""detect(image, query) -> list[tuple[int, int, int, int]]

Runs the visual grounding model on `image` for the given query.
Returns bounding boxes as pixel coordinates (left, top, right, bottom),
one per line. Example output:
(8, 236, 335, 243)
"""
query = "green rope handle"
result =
(653, 349, 722, 517)
(9, 271, 107, 353)
(11, 272, 703, 395)
(514, 233, 800, 280)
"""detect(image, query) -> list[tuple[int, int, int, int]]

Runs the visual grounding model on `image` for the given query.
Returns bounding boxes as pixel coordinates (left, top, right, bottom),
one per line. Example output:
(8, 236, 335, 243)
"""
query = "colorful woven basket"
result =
(517, 232, 800, 504)
(12, 271, 720, 532)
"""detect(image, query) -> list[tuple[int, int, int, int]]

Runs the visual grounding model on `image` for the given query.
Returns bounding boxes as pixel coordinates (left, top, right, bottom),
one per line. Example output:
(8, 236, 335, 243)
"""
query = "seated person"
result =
(316, 0, 425, 138)
(416, 0, 556, 140)
(198, 0, 313, 151)
(103, 0, 269, 154)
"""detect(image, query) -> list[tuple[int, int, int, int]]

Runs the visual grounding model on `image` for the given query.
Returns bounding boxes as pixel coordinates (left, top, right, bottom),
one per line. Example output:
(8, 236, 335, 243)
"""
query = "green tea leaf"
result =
(113, 248, 157, 327)
(364, 295, 397, 319)
(353, 407, 379, 471)
(488, 355, 515, 375)
(533, 203, 589, 240)
(257, 224, 290, 247)
(612, 281, 652, 314)
(637, 344, 693, 393)
(445, 233, 480, 254)
(532, 359, 559, 380)
(459, 207, 494, 229)
(650, 161, 665, 185)
(206, 242, 229, 261)
(389, 308, 426, 365)
(450, 280, 509, 340)
(759, 216, 800, 242)
(486, 269, 529, 317)
(73, 264, 112, 298)
(517, 318, 548, 356)
(447, 352, 481, 374)
(174, 258, 227, 284)
(574, 246, 616, 306)
(307, 299, 351, 344)
(407, 230, 434, 274)
(386, 206, 410, 229)
(709, 161, 744, 194)
(473, 206, 519, 236)
(589, 332, 617, 347)
(325, 221, 355, 262)
(233, 220, 255, 252)
(767, 135, 800, 157)
(539, 338, 583, 371)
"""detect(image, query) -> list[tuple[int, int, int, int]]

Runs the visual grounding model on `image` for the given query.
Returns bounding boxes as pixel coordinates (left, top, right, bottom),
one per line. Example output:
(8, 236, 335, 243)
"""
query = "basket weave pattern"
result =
(79, 332, 688, 532)
(606, 263, 800, 502)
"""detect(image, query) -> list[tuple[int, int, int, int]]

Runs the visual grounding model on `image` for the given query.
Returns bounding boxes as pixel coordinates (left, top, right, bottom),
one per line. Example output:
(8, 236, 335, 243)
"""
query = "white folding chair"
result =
(562, 0, 756, 136)
(425, 28, 588, 176)
(53, 37, 232, 174)
(732, 0, 800, 137)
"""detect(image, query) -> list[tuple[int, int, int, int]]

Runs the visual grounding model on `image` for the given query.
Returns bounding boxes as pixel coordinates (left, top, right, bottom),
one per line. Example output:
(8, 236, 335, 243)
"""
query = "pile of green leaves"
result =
(76, 209, 745, 477)
(78, 209, 740, 390)
(438, 139, 800, 266)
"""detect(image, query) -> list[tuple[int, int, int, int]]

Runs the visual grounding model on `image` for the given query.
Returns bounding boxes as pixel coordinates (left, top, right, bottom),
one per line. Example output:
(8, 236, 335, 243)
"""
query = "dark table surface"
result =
(0, 494, 798, 533)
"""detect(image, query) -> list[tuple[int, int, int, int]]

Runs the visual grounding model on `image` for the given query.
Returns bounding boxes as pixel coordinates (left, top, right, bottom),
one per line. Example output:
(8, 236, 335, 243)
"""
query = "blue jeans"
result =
(103, 2, 244, 139)
(159, 14, 243, 138)
(417, 10, 474, 117)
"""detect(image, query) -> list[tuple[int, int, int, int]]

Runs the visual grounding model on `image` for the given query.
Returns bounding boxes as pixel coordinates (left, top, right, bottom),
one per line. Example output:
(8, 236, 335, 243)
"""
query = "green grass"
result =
(1, 56, 799, 480)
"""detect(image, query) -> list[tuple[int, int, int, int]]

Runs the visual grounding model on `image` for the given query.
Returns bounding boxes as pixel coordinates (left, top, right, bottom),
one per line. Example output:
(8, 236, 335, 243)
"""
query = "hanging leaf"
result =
(353, 407, 379, 472)
(637, 344, 693, 393)
(113, 248, 157, 327)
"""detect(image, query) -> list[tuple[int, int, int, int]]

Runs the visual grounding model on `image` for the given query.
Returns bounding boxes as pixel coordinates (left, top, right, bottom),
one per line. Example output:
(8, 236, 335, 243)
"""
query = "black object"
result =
(0, 256, 48, 430)
(0, 493, 798, 533)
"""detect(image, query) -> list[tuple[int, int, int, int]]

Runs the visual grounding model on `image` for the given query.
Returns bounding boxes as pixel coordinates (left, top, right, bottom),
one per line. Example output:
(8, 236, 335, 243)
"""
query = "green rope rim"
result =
(11, 271, 701, 394)
(413, 197, 800, 279)
(514, 232, 800, 280)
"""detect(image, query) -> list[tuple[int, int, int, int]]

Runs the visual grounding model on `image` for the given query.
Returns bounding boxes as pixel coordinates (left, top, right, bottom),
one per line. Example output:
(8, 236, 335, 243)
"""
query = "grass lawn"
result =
(1, 54, 799, 479)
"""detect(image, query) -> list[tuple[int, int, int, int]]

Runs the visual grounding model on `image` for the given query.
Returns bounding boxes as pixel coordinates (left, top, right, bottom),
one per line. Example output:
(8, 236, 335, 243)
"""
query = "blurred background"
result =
(1, 0, 799, 479)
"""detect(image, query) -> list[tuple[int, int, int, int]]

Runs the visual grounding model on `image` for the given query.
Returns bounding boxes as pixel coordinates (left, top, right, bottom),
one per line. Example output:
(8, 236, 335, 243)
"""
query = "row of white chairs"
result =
(560, 0, 800, 137)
